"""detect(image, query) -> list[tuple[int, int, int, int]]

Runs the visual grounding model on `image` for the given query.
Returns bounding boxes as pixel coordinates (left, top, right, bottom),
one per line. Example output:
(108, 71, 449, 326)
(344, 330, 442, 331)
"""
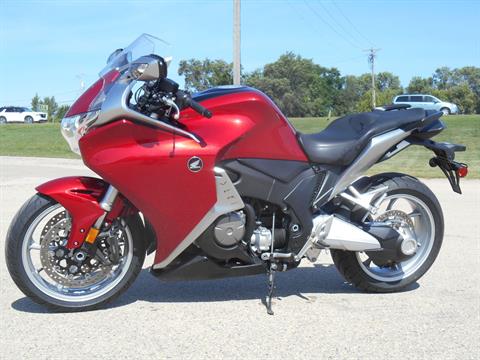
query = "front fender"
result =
(36, 176, 108, 249)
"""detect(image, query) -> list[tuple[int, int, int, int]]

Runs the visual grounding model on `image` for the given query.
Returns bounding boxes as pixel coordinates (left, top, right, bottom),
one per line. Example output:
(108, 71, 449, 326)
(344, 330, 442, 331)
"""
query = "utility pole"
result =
(364, 48, 381, 108)
(233, 0, 241, 85)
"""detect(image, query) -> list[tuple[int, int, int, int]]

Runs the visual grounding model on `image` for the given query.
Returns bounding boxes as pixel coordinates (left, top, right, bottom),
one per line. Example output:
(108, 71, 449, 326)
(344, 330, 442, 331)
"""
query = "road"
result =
(1, 156, 479, 359)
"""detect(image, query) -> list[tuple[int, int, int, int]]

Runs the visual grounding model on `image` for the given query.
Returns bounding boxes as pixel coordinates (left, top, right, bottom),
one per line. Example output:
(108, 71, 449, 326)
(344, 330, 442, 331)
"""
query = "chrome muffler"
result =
(312, 214, 382, 252)
(295, 214, 382, 262)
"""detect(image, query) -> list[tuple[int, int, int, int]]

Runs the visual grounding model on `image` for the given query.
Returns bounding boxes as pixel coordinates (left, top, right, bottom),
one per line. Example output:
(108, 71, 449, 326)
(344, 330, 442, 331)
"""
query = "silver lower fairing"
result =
(152, 167, 244, 269)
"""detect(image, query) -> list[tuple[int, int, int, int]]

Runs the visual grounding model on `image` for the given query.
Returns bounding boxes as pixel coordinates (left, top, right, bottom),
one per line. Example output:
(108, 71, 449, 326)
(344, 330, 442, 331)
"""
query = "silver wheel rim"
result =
(442, 109, 449, 115)
(21, 204, 133, 302)
(356, 194, 435, 282)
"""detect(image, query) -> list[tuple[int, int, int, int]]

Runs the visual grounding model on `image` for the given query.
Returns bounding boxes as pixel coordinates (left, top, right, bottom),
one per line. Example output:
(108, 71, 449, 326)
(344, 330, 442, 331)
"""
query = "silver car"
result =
(392, 94, 459, 115)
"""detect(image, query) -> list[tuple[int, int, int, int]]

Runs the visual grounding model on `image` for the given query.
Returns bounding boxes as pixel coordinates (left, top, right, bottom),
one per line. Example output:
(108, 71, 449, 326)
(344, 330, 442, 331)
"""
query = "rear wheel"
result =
(440, 107, 451, 116)
(5, 194, 145, 311)
(0, 116, 6, 124)
(331, 174, 444, 292)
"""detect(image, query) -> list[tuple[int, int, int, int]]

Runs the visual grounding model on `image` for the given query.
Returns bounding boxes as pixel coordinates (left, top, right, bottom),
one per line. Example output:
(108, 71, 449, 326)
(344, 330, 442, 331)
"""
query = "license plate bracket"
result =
(429, 156, 467, 194)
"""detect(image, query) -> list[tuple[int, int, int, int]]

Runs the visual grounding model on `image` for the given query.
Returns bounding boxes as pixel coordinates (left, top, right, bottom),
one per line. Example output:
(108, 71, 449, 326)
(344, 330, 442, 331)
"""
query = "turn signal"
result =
(456, 166, 468, 178)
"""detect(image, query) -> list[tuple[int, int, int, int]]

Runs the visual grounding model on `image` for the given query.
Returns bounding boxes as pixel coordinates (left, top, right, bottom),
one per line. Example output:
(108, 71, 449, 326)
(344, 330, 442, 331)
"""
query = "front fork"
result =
(80, 185, 120, 256)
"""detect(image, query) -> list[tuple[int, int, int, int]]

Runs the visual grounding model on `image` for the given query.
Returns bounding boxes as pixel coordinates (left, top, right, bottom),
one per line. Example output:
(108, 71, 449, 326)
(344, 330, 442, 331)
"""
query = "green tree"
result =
(407, 76, 433, 93)
(31, 94, 41, 111)
(454, 67, 480, 113)
(178, 55, 479, 115)
(376, 72, 401, 92)
(433, 66, 453, 90)
(54, 104, 70, 122)
(42, 96, 58, 122)
(244, 52, 342, 116)
(429, 86, 475, 114)
(178, 59, 233, 92)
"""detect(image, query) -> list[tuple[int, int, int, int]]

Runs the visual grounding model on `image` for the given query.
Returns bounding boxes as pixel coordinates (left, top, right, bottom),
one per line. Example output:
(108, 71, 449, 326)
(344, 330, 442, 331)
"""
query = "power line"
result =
(287, 0, 340, 51)
(287, 1, 366, 66)
(316, 1, 364, 47)
(303, 0, 361, 50)
(331, 0, 375, 47)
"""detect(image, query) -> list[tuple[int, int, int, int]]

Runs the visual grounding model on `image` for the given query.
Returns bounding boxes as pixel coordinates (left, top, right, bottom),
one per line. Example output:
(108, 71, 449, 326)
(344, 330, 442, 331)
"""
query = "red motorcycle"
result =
(6, 34, 468, 313)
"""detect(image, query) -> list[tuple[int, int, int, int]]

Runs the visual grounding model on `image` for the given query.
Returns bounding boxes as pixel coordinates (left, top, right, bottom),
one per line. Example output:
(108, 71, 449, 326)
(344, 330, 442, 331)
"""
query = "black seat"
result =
(297, 108, 426, 166)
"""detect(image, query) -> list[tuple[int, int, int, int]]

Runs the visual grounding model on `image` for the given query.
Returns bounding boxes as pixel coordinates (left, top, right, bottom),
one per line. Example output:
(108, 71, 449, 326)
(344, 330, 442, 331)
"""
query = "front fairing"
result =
(61, 34, 172, 155)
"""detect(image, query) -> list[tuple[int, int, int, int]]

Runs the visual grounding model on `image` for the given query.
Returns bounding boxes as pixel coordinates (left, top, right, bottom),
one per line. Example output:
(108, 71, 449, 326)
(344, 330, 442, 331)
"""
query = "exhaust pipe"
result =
(313, 215, 382, 252)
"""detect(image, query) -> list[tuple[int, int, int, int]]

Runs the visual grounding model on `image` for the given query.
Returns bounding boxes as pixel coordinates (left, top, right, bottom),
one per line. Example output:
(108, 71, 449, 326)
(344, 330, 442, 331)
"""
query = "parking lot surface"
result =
(1, 156, 479, 359)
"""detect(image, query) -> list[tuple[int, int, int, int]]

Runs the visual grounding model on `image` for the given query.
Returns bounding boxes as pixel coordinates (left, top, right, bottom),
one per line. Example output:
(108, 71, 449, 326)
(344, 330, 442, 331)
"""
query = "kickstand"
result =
(266, 263, 277, 315)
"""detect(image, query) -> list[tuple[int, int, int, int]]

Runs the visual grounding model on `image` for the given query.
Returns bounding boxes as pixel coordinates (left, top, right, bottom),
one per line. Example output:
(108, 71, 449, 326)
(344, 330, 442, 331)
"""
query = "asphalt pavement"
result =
(1, 156, 479, 359)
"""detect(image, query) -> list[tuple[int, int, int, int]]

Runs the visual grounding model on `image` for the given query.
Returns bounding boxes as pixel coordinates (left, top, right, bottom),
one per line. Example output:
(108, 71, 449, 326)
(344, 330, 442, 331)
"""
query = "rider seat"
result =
(297, 108, 426, 166)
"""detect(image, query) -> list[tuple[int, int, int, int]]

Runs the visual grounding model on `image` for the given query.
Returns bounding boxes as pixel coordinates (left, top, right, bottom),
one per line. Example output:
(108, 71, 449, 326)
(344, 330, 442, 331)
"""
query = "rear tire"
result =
(5, 194, 146, 311)
(331, 173, 444, 293)
(440, 107, 450, 116)
(0, 116, 6, 124)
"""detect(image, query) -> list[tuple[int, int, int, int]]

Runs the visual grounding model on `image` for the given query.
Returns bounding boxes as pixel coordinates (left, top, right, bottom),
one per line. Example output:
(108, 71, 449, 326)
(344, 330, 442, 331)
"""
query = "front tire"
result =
(5, 194, 145, 311)
(331, 174, 444, 293)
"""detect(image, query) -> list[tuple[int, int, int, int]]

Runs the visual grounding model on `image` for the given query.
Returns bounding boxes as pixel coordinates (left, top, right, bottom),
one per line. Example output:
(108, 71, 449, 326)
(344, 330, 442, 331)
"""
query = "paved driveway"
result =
(1, 156, 479, 359)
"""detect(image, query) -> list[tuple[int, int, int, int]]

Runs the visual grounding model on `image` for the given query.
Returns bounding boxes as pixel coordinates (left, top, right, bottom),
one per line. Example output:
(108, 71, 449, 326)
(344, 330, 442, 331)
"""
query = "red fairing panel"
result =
(79, 121, 218, 264)
(36, 177, 108, 249)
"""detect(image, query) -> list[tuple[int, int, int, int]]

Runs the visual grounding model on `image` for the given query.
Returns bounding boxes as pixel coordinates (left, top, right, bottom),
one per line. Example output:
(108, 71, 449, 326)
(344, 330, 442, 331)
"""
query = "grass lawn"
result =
(1, 115, 478, 178)
(0, 123, 79, 159)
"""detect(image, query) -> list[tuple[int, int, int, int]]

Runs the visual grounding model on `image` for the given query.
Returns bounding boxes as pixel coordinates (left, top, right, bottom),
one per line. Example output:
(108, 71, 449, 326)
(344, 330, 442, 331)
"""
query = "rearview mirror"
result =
(129, 55, 167, 81)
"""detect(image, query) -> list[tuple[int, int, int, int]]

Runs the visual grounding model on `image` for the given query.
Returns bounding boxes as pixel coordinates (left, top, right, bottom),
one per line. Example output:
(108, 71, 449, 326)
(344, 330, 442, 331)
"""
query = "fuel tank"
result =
(184, 86, 308, 162)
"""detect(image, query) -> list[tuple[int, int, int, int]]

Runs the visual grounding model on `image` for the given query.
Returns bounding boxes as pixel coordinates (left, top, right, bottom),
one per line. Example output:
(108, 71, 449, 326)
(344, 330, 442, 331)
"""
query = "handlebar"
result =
(187, 98, 213, 118)
(135, 80, 213, 120)
(175, 90, 213, 118)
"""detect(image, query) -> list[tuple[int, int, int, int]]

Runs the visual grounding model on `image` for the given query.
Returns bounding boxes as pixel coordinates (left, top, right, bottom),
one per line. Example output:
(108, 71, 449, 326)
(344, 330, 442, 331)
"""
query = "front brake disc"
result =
(40, 211, 112, 287)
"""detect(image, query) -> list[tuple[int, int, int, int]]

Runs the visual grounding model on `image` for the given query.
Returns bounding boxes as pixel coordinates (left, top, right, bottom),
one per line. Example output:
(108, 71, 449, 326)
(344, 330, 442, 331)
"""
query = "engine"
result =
(196, 201, 288, 263)
(213, 211, 246, 247)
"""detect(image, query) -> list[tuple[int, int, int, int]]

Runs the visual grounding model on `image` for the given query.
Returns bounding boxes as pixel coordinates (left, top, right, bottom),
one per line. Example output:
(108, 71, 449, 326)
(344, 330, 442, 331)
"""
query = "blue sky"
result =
(1, 0, 479, 106)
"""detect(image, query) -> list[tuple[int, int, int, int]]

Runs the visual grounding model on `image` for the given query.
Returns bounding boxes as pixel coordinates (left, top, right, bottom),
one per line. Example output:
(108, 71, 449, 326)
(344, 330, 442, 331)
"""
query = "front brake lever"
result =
(161, 96, 180, 120)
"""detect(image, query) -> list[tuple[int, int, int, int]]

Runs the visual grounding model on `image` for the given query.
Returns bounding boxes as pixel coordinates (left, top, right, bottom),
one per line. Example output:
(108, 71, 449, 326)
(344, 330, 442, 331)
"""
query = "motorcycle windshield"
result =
(99, 33, 172, 77)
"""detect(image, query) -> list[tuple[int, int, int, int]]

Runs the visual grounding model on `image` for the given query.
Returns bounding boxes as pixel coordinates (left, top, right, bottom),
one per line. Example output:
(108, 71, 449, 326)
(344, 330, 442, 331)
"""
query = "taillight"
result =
(456, 165, 468, 178)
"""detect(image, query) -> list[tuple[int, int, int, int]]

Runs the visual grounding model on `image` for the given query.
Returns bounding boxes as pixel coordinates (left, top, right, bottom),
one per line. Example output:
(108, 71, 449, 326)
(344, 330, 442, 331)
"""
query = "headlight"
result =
(61, 110, 99, 155)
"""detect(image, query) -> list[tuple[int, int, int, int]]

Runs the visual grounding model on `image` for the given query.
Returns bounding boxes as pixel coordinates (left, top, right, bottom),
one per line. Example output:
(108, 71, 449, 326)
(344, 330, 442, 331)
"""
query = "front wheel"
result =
(5, 194, 145, 311)
(332, 174, 444, 292)
(24, 116, 34, 124)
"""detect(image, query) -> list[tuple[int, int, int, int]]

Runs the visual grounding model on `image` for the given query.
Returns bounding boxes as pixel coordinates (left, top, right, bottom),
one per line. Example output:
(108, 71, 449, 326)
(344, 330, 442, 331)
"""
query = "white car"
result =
(0, 106, 47, 124)
(392, 94, 459, 115)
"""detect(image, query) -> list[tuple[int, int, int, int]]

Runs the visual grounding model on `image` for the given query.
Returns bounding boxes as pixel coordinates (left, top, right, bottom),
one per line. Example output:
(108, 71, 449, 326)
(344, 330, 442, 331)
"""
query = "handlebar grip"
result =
(188, 99, 213, 118)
